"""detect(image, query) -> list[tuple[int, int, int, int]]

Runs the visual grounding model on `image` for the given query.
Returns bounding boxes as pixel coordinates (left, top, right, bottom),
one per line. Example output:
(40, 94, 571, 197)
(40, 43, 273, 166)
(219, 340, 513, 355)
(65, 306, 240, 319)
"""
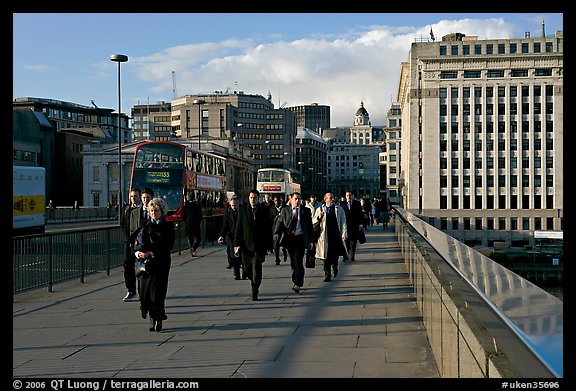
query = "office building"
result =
(397, 29, 563, 246)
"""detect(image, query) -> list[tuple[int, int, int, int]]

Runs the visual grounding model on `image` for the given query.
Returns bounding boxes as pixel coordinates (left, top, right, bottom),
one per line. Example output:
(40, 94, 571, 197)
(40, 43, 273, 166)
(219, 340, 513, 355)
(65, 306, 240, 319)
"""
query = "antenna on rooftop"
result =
(172, 71, 177, 99)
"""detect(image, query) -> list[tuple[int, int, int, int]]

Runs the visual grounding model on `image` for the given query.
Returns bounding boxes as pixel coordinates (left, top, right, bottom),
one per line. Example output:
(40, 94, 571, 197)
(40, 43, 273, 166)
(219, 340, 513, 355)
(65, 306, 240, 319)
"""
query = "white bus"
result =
(256, 168, 301, 202)
(13, 166, 46, 235)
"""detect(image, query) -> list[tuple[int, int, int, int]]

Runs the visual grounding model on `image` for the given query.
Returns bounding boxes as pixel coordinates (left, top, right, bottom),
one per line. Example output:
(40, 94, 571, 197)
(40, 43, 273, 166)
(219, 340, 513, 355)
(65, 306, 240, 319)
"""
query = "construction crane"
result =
(172, 70, 177, 99)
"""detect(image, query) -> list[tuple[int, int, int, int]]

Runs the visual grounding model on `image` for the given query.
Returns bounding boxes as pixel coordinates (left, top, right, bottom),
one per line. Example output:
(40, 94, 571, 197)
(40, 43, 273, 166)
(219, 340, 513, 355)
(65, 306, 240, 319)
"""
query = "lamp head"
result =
(110, 54, 128, 63)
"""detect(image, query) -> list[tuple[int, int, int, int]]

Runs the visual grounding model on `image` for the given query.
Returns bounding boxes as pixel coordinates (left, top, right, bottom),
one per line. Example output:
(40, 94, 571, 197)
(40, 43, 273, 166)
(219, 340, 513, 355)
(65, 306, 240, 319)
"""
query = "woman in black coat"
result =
(134, 197, 175, 332)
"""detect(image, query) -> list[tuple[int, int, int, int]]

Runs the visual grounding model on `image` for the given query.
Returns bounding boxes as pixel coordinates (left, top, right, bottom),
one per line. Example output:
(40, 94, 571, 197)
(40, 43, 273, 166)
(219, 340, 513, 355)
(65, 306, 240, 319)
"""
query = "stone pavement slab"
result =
(13, 227, 439, 379)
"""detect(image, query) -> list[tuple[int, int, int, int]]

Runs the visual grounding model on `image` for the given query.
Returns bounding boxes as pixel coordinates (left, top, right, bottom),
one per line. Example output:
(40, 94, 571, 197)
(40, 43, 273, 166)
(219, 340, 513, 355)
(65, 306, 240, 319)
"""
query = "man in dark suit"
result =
(341, 191, 365, 262)
(218, 196, 245, 280)
(273, 192, 313, 293)
(234, 189, 273, 301)
(183, 192, 203, 257)
(270, 195, 288, 264)
(120, 188, 142, 302)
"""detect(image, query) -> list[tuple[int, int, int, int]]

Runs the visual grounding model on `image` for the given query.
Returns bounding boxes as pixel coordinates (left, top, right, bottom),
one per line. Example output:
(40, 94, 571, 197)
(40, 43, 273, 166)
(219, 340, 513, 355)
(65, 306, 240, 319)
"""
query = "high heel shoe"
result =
(149, 317, 156, 332)
(155, 320, 162, 332)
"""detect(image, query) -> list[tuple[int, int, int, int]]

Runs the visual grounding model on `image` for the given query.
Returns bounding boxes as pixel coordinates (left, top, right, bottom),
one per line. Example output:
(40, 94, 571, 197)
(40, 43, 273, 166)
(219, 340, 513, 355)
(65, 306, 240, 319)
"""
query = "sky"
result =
(13, 13, 563, 127)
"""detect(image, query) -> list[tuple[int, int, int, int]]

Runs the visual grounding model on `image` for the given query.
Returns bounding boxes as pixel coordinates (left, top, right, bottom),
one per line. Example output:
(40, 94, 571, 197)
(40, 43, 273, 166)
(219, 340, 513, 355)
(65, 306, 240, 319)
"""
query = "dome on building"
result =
(356, 101, 368, 116)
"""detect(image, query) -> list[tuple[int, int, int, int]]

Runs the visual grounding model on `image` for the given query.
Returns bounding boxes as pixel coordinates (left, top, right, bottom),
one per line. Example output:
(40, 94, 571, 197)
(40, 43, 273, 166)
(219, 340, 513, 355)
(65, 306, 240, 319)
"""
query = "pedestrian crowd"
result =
(120, 186, 392, 331)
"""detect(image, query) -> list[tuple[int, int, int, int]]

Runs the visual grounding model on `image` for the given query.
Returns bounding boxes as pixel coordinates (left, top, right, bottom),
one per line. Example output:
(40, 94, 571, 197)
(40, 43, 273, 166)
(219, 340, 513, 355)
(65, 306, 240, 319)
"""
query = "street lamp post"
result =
(235, 122, 245, 198)
(110, 53, 128, 225)
(193, 99, 205, 149)
(264, 140, 271, 168)
(283, 152, 292, 170)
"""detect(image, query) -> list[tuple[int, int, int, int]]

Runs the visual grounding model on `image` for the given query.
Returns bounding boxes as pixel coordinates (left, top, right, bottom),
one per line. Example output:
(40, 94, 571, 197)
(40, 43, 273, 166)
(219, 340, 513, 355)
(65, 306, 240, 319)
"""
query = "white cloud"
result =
(24, 64, 57, 73)
(129, 17, 520, 127)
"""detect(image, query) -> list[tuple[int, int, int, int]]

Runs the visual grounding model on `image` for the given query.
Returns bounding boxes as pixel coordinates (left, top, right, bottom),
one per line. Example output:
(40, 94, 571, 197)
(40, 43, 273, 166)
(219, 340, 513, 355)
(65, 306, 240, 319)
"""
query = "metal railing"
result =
(13, 215, 224, 296)
(393, 207, 563, 378)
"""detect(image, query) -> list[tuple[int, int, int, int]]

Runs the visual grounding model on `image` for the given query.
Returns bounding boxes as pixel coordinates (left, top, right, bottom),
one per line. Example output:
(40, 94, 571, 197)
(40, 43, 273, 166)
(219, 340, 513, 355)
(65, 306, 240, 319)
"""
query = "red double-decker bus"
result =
(130, 141, 227, 221)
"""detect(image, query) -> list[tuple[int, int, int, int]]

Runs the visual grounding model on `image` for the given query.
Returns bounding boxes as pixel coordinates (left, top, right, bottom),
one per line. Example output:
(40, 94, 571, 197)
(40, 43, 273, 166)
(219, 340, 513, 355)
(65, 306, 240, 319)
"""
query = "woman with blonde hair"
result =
(134, 197, 175, 332)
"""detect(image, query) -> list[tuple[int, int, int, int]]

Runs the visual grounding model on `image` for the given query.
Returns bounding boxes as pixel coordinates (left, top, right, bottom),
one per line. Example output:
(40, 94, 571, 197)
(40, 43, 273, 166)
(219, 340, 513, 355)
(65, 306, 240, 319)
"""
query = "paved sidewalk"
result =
(13, 226, 439, 378)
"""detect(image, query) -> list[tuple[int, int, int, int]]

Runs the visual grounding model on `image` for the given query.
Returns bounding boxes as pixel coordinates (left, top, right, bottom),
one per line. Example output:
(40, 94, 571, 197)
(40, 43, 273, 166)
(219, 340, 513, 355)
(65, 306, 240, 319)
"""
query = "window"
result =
(440, 46, 447, 55)
(510, 43, 517, 53)
(440, 71, 457, 79)
(475, 217, 482, 230)
(451, 45, 458, 55)
(451, 218, 459, 230)
(93, 166, 100, 183)
(464, 70, 481, 78)
(487, 70, 504, 78)
(535, 68, 552, 76)
(512, 69, 528, 77)
(498, 44, 505, 54)
(486, 44, 493, 54)
(474, 44, 482, 54)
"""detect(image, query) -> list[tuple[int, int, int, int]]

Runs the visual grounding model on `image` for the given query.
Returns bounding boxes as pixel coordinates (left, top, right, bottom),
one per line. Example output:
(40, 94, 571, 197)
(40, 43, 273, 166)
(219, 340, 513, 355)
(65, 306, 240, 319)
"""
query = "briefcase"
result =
(305, 256, 315, 268)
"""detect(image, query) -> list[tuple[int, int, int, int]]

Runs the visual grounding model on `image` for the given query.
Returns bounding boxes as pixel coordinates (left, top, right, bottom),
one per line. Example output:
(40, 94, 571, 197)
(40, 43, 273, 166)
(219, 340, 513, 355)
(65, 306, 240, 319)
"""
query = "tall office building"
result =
(397, 29, 563, 246)
(287, 103, 330, 133)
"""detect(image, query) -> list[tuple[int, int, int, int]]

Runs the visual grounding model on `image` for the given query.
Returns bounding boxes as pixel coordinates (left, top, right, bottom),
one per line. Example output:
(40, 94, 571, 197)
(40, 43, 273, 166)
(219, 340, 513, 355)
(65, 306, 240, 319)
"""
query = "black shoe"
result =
(252, 293, 258, 301)
(235, 275, 241, 280)
(292, 284, 300, 293)
(155, 320, 163, 332)
(227, 265, 232, 269)
(275, 259, 280, 265)
(149, 317, 156, 332)
(324, 276, 332, 282)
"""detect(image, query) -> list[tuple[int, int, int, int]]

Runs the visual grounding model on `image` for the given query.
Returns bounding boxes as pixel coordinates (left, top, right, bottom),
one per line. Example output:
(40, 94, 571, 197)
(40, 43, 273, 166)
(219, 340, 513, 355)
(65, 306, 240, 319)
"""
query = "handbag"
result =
(312, 221, 321, 243)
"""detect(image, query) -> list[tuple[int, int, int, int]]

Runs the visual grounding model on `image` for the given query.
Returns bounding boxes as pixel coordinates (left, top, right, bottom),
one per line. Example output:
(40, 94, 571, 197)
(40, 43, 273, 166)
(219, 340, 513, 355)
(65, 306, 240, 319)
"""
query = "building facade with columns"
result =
(397, 29, 563, 247)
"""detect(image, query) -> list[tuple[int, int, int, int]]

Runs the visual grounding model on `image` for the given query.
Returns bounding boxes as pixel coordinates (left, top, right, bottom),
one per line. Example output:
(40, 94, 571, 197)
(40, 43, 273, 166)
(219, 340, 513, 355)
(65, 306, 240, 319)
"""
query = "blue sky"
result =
(13, 13, 563, 126)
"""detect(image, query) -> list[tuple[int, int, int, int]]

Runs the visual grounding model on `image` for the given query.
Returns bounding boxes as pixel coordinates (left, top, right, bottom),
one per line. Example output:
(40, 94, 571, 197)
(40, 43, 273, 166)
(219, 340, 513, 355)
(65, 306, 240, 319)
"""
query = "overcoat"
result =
(313, 205, 349, 260)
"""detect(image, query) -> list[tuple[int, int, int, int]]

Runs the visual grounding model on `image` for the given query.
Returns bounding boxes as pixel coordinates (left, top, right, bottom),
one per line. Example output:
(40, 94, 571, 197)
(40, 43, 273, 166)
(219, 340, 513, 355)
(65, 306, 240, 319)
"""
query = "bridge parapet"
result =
(393, 208, 562, 378)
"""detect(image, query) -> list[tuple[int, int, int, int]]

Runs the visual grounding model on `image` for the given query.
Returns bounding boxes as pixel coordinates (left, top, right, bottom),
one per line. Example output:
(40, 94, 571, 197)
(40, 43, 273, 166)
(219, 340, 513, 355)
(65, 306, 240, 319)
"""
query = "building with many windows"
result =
(287, 103, 330, 133)
(295, 127, 328, 198)
(131, 100, 172, 141)
(12, 97, 123, 206)
(397, 30, 563, 246)
(170, 91, 297, 171)
(381, 102, 402, 205)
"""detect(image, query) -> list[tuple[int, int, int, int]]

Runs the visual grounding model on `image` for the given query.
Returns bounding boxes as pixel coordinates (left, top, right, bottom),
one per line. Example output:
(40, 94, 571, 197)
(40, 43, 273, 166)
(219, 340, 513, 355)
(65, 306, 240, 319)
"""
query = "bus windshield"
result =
(132, 143, 185, 212)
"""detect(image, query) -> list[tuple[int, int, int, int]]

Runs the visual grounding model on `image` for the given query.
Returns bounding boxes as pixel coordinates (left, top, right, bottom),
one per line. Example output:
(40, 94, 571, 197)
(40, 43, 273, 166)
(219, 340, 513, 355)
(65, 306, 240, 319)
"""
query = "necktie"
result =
(252, 207, 257, 221)
(289, 208, 298, 235)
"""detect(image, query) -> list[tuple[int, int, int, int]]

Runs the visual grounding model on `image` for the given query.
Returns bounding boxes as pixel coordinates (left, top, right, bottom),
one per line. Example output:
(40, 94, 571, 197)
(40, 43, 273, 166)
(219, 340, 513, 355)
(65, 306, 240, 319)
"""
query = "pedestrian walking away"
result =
(233, 189, 273, 301)
(273, 192, 313, 293)
(183, 192, 203, 257)
(313, 193, 348, 282)
(135, 198, 175, 332)
(218, 195, 246, 280)
(270, 195, 288, 264)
